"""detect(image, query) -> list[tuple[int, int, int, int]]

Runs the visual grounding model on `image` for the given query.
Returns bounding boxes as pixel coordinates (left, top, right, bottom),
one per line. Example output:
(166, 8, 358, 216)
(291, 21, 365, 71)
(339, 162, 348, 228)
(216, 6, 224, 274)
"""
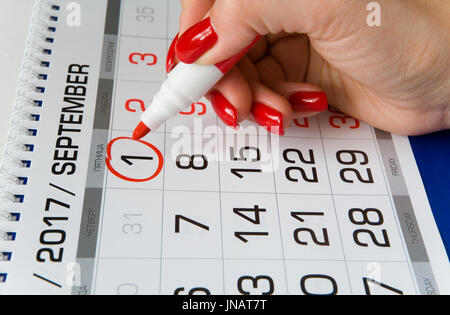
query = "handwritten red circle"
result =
(105, 137, 164, 182)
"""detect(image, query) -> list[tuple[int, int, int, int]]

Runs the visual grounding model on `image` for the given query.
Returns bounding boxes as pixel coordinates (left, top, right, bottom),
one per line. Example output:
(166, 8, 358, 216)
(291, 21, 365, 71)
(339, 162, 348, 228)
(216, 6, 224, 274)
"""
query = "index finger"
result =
(180, 0, 214, 34)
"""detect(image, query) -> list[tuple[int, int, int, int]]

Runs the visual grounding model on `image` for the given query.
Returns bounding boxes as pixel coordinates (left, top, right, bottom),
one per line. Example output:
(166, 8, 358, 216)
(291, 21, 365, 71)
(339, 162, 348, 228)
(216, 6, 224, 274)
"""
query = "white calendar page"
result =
(1, 0, 448, 295)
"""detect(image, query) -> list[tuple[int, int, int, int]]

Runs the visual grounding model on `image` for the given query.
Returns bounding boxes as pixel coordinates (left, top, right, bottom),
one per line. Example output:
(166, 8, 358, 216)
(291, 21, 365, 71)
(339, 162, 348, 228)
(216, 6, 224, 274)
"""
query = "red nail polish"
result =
(207, 91, 238, 128)
(166, 33, 179, 73)
(175, 17, 218, 64)
(289, 91, 328, 112)
(251, 102, 284, 135)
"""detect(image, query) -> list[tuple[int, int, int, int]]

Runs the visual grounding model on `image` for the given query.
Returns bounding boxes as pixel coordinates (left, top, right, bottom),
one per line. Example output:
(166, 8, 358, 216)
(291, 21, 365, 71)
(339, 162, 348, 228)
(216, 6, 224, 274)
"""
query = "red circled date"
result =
(105, 137, 164, 182)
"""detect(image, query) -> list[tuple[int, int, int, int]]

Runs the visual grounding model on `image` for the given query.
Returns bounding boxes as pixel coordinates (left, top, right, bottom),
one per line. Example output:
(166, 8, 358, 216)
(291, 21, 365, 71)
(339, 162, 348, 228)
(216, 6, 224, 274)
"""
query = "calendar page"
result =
(1, 0, 448, 295)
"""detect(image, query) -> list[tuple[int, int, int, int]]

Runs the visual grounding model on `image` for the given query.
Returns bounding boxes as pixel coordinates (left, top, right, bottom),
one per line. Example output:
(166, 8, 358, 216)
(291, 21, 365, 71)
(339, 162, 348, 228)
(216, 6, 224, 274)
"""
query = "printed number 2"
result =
(125, 99, 146, 112)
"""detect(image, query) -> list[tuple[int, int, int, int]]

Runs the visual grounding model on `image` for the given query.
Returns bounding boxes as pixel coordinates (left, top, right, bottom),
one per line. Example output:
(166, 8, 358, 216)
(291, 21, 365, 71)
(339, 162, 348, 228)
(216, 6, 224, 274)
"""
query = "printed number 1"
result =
(105, 137, 164, 183)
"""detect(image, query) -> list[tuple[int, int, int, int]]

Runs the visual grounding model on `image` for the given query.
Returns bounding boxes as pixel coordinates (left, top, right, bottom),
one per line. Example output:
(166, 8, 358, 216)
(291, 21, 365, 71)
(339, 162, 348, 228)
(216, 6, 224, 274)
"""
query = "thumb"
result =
(175, 0, 349, 65)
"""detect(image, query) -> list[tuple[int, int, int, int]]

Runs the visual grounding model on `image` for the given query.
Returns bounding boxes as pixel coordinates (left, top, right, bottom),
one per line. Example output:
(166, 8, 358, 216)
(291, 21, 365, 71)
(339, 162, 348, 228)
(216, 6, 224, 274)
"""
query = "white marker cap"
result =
(139, 62, 224, 131)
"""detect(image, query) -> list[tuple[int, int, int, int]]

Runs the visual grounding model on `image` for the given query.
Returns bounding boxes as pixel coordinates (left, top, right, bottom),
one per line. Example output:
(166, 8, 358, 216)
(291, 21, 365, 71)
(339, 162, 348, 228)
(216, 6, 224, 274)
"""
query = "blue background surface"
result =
(410, 130, 450, 257)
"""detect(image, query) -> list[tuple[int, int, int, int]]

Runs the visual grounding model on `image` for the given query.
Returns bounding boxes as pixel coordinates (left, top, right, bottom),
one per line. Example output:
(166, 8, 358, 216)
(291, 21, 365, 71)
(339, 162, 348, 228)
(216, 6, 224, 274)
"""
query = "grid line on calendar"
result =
(213, 104, 226, 294)
(118, 78, 164, 84)
(317, 117, 354, 294)
(158, 0, 170, 295)
(93, 0, 125, 294)
(103, 186, 393, 196)
(94, 257, 410, 263)
(107, 125, 379, 140)
(269, 135, 291, 294)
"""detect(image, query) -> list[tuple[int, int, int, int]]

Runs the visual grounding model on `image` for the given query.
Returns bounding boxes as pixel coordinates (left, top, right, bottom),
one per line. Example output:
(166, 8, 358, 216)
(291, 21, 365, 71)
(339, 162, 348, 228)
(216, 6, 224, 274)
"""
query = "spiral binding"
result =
(0, 0, 60, 284)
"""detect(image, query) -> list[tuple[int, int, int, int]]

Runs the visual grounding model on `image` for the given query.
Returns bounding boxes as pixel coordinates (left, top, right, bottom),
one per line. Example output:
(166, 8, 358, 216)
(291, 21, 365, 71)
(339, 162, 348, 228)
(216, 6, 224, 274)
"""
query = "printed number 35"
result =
(136, 7, 154, 23)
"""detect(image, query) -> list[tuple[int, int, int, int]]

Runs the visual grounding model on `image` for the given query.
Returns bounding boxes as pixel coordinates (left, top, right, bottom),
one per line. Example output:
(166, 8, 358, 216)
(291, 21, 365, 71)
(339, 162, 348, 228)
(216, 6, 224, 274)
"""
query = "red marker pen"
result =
(132, 37, 261, 140)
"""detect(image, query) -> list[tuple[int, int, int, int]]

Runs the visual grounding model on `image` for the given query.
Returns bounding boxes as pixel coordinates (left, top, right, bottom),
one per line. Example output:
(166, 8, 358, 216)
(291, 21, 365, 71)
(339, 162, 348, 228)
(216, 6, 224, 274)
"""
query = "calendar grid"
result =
(93, 0, 125, 295)
(72, 0, 122, 295)
(79, 0, 442, 295)
(317, 121, 355, 294)
(269, 135, 290, 294)
(102, 187, 399, 196)
(218, 128, 229, 294)
(96, 257, 410, 263)
(109, 125, 378, 140)
(2, 0, 446, 296)
(158, 1, 170, 295)
(214, 112, 227, 294)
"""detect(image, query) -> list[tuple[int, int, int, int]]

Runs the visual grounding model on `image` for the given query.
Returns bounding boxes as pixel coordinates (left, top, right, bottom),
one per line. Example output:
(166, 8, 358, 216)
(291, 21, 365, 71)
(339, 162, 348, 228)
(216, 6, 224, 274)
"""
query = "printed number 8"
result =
(176, 154, 208, 171)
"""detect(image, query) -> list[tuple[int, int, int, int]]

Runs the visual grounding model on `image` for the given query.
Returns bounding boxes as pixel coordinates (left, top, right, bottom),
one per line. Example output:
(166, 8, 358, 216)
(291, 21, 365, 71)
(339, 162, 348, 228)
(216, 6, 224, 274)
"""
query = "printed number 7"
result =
(175, 215, 209, 233)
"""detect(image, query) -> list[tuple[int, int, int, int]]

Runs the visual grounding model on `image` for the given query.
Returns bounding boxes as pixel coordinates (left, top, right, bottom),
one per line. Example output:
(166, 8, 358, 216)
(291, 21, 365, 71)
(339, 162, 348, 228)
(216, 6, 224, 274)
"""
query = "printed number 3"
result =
(129, 52, 157, 66)
(328, 108, 360, 129)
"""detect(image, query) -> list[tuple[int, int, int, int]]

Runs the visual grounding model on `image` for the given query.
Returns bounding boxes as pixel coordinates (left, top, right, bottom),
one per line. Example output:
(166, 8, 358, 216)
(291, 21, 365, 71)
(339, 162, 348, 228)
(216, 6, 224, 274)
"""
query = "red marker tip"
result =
(132, 122, 151, 140)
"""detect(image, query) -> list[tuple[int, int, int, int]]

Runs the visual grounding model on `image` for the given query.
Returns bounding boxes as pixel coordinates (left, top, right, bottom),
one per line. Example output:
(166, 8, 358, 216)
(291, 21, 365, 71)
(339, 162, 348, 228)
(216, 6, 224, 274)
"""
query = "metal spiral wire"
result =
(0, 0, 60, 282)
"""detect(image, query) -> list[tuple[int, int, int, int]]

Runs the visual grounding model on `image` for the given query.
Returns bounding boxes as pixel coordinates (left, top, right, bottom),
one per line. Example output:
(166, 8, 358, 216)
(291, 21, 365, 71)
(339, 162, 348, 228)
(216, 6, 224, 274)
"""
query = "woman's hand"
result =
(167, 0, 450, 135)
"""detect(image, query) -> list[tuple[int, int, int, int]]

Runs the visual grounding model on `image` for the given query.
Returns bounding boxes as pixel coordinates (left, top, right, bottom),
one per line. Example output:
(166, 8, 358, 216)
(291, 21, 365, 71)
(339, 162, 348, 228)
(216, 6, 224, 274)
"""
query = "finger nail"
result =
(289, 91, 328, 112)
(207, 91, 238, 128)
(175, 17, 218, 64)
(251, 102, 285, 136)
(166, 33, 179, 73)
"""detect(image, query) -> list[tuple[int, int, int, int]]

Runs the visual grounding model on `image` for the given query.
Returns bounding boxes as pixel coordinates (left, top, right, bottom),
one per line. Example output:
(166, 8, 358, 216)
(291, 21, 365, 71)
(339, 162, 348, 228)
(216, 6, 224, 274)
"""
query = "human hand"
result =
(167, 0, 450, 135)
